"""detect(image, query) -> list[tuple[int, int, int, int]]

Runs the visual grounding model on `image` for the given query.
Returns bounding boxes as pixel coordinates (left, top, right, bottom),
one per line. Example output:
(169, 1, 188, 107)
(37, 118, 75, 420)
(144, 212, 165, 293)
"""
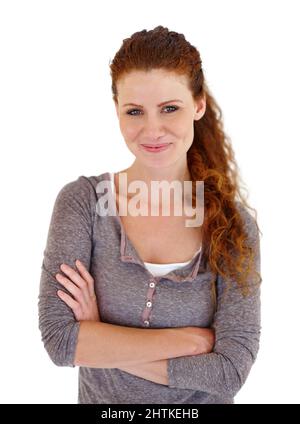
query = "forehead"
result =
(117, 69, 189, 97)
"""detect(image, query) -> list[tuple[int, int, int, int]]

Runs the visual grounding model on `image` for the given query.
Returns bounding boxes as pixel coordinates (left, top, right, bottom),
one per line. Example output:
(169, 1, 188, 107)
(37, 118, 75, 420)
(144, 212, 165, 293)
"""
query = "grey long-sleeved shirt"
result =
(38, 171, 261, 404)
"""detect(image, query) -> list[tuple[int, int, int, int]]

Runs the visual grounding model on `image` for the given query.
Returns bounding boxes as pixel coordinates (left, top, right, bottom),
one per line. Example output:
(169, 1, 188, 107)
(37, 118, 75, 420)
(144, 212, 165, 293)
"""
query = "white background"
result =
(0, 0, 299, 404)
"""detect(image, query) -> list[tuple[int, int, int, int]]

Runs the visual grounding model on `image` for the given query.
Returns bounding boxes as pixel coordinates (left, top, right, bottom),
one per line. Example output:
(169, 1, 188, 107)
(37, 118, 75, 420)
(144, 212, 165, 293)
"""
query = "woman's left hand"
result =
(55, 259, 101, 322)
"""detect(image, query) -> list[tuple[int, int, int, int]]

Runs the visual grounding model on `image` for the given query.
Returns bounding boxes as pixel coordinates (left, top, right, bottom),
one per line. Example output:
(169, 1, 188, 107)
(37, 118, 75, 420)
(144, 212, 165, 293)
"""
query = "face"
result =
(114, 69, 206, 169)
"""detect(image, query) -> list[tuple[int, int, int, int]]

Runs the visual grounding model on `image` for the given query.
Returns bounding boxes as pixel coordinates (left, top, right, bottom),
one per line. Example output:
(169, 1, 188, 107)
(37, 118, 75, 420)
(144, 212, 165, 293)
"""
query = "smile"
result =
(140, 143, 172, 153)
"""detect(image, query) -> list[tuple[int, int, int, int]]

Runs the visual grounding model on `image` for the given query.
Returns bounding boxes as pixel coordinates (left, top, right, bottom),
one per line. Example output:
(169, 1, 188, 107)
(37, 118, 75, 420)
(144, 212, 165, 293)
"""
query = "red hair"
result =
(109, 25, 262, 302)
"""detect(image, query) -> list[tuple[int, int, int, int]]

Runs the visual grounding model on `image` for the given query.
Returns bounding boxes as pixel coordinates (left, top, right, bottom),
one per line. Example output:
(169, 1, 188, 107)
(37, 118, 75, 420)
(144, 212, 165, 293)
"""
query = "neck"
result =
(120, 159, 191, 187)
(114, 159, 192, 212)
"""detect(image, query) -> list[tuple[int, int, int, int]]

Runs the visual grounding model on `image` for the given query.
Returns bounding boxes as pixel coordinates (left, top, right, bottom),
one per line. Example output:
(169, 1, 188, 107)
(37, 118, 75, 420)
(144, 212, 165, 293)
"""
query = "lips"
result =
(140, 143, 172, 153)
(141, 143, 170, 148)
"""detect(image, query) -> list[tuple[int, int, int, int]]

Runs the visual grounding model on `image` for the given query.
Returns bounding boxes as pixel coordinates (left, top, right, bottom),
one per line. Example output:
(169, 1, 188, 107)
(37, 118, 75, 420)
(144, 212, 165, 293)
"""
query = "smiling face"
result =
(114, 68, 206, 170)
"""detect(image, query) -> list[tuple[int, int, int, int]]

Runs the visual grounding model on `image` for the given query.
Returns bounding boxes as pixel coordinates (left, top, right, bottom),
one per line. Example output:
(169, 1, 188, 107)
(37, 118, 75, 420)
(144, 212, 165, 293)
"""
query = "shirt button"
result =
(146, 301, 152, 308)
(149, 282, 155, 288)
(144, 320, 150, 326)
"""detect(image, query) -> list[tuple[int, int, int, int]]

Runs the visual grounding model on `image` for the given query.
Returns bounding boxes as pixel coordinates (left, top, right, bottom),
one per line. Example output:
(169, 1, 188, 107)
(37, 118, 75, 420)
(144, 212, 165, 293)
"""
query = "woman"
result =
(38, 25, 262, 404)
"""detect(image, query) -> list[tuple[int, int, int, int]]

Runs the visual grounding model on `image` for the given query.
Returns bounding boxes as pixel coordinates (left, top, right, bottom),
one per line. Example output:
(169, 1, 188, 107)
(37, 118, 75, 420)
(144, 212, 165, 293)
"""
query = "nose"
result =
(142, 114, 165, 140)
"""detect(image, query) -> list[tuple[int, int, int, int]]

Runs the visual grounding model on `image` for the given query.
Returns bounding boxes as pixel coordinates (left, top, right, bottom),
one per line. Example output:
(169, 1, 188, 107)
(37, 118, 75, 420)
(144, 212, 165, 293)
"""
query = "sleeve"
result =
(38, 176, 96, 367)
(167, 205, 262, 398)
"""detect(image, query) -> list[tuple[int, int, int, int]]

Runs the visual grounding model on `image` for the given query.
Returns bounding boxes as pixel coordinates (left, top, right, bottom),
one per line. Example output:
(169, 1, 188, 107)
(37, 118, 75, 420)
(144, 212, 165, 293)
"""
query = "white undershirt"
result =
(109, 172, 202, 276)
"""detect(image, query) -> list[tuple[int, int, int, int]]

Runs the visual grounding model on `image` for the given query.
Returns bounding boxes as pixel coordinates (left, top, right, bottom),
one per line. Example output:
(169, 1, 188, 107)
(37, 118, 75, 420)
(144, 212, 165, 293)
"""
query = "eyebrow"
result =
(122, 99, 183, 108)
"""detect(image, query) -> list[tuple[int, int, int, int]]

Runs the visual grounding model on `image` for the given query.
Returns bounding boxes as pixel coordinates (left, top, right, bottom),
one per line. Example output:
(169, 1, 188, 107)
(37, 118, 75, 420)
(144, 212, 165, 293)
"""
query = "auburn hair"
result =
(109, 25, 262, 303)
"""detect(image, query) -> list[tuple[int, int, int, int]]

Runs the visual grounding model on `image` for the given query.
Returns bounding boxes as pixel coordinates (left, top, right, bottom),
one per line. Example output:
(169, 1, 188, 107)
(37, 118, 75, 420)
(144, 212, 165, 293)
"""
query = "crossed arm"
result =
(53, 258, 215, 386)
(73, 319, 215, 386)
(114, 327, 214, 385)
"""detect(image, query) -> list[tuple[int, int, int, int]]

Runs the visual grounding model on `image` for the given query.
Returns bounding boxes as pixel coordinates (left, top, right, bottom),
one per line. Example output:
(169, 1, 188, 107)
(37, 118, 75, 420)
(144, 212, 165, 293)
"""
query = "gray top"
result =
(38, 171, 261, 404)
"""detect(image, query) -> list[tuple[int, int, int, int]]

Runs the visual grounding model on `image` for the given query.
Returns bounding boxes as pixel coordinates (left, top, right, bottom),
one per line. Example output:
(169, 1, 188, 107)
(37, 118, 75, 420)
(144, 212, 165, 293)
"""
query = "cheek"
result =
(172, 116, 191, 137)
(120, 120, 140, 140)
(173, 117, 194, 150)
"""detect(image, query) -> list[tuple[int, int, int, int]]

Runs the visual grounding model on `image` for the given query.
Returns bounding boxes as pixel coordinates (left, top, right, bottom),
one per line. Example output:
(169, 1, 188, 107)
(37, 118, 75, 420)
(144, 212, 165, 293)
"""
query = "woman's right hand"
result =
(181, 326, 215, 355)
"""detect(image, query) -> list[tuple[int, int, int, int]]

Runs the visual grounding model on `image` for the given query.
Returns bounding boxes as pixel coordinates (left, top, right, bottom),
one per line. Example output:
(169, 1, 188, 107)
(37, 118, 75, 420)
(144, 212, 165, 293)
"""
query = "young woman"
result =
(38, 25, 262, 404)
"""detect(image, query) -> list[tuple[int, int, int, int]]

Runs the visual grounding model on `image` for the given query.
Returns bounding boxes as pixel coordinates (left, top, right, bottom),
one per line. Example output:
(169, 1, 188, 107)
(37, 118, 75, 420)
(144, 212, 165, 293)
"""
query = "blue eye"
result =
(126, 105, 179, 116)
(164, 105, 178, 113)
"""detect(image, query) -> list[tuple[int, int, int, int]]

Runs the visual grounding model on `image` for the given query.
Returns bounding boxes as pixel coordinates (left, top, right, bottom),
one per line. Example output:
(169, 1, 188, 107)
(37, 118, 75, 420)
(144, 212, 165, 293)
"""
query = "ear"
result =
(193, 94, 206, 121)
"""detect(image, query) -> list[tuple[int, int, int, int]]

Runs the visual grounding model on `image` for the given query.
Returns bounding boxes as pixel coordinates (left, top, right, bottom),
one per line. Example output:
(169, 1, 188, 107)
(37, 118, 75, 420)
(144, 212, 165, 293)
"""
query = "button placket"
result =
(142, 278, 158, 326)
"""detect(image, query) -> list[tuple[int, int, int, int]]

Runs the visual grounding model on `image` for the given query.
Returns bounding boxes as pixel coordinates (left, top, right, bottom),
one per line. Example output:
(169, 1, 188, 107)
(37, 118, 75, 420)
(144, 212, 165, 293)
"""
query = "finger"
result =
(59, 263, 91, 304)
(59, 264, 87, 289)
(57, 289, 81, 312)
(75, 259, 96, 297)
(56, 273, 88, 307)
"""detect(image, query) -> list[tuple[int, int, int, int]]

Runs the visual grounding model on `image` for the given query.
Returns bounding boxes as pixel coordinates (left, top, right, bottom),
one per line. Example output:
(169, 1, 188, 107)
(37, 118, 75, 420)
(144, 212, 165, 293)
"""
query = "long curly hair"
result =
(109, 25, 262, 302)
